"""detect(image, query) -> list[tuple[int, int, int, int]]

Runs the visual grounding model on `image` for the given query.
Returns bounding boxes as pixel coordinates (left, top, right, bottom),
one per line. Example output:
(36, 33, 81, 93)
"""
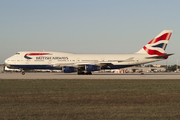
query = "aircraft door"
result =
(136, 58, 139, 63)
(26, 59, 30, 65)
(76, 58, 80, 62)
(101, 55, 105, 62)
(101, 58, 105, 62)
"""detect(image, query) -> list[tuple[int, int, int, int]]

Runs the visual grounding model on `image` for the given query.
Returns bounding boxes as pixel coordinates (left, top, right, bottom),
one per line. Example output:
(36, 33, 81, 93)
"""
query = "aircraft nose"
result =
(5, 59, 10, 65)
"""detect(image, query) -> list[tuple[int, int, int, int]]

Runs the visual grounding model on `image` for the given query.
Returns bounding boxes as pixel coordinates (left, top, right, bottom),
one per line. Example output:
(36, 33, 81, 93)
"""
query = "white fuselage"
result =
(5, 51, 162, 70)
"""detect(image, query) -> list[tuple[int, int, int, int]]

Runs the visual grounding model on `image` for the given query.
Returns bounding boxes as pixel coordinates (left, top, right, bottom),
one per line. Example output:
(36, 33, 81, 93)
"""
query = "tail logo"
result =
(143, 31, 172, 56)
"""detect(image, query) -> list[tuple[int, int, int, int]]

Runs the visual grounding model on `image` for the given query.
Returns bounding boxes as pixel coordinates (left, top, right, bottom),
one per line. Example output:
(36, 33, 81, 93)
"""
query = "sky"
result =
(0, 0, 180, 65)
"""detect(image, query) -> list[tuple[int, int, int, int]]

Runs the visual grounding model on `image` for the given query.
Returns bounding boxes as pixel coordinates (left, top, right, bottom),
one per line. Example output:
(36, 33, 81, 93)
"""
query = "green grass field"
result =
(0, 79, 180, 120)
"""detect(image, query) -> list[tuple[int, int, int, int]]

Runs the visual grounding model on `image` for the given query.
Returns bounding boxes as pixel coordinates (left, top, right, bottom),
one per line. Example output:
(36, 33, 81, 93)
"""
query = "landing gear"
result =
(21, 70, 25, 75)
(22, 72, 25, 75)
(85, 72, 92, 75)
(78, 71, 84, 75)
(77, 71, 92, 75)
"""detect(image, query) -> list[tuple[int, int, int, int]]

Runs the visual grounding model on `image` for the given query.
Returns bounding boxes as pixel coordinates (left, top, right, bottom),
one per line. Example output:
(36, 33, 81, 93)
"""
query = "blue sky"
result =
(0, 0, 180, 65)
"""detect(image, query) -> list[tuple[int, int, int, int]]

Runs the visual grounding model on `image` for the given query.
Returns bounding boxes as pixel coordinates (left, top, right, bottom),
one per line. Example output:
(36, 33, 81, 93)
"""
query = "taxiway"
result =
(0, 72, 180, 79)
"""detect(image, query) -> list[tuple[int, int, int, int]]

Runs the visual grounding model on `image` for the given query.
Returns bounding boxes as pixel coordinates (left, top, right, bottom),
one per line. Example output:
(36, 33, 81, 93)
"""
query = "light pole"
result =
(166, 59, 168, 71)
(177, 59, 178, 71)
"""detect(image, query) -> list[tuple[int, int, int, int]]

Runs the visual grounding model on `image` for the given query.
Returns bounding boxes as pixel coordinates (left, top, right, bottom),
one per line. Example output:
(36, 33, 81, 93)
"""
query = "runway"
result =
(0, 72, 180, 79)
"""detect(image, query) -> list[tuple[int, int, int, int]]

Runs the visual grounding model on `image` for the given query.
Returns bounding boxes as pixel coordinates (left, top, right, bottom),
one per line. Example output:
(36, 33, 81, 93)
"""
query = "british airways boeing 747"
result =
(5, 30, 173, 75)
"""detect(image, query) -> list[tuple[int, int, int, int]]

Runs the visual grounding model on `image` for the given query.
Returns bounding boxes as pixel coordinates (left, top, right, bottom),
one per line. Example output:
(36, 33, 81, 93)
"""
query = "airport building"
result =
(102, 66, 166, 73)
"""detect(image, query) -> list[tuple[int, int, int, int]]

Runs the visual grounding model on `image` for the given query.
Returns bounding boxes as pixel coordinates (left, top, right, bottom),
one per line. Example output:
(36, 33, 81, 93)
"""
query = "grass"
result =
(0, 79, 180, 120)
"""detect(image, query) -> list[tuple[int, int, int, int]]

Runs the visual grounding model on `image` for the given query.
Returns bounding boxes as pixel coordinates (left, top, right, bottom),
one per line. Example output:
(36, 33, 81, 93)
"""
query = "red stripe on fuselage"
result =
(25, 53, 50, 56)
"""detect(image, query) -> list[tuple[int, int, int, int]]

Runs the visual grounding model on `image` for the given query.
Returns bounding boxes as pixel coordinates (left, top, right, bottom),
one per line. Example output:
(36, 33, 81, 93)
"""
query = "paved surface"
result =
(0, 66, 3, 73)
(0, 72, 180, 79)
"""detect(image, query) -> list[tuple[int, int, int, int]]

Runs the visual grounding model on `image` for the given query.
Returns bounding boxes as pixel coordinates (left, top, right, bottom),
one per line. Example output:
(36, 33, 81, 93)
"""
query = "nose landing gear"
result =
(22, 72, 25, 75)
(21, 70, 25, 75)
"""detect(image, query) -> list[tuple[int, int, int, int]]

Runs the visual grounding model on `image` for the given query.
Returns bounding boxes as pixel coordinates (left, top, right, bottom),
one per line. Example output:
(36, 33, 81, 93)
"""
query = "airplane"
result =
(5, 30, 173, 75)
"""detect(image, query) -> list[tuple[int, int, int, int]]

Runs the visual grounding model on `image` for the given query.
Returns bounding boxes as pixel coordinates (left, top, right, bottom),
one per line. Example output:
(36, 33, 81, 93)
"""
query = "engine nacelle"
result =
(85, 65, 100, 72)
(63, 66, 76, 73)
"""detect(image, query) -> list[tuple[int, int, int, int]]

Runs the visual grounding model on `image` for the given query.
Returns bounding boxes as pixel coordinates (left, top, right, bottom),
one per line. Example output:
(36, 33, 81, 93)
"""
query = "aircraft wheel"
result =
(88, 72, 92, 75)
(22, 72, 25, 75)
(78, 71, 84, 75)
(86, 72, 92, 75)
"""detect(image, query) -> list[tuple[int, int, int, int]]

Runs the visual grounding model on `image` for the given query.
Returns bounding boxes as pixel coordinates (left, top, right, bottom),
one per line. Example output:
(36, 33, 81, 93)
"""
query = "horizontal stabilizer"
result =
(145, 53, 174, 59)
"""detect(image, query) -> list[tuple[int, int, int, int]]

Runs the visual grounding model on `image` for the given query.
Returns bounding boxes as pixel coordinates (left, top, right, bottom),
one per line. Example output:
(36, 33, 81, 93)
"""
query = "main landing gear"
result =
(77, 71, 92, 75)
(21, 70, 25, 75)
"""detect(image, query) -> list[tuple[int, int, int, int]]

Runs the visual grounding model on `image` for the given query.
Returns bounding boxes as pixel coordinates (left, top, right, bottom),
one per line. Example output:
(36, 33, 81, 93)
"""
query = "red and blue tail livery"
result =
(137, 30, 172, 58)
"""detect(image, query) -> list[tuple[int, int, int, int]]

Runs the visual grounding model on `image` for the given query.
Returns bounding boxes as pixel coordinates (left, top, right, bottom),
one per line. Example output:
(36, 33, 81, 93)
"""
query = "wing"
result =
(52, 57, 135, 68)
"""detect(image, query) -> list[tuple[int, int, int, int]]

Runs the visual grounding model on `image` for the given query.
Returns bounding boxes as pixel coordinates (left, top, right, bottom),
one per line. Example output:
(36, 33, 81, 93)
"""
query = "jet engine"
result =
(63, 66, 76, 73)
(85, 65, 100, 72)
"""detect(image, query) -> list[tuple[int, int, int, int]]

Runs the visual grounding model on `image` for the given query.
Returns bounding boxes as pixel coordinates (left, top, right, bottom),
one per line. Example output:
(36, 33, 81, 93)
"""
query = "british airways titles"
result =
(36, 57, 68, 60)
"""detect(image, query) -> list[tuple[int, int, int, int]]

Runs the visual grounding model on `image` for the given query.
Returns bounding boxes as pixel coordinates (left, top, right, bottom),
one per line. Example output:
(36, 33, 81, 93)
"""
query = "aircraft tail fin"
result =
(136, 30, 173, 57)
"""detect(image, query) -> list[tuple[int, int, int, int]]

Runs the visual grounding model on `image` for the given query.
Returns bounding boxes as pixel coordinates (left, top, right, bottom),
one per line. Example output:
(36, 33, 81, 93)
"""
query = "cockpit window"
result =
(16, 53, 20, 55)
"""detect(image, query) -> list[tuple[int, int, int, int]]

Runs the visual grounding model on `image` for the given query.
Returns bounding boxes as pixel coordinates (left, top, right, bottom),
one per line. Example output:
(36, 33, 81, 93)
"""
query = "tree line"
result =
(145, 64, 179, 72)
